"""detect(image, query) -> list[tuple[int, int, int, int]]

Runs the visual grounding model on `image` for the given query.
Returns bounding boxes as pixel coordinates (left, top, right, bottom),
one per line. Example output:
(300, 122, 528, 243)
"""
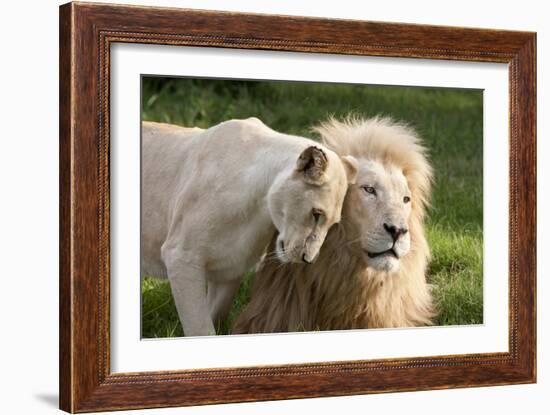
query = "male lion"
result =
(233, 117, 434, 333)
(141, 118, 358, 336)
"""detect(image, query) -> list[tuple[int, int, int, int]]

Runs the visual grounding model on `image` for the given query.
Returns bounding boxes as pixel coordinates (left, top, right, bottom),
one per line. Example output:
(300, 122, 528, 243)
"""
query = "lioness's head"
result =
(268, 145, 358, 264)
(314, 116, 433, 274)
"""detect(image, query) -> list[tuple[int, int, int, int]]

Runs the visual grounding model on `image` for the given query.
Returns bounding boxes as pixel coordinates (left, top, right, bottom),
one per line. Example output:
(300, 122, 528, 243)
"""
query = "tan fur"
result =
(233, 117, 435, 333)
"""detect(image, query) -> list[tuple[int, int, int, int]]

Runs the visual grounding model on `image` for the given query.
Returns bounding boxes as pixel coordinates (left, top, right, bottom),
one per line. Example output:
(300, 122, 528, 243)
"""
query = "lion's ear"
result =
(295, 146, 328, 185)
(341, 155, 358, 185)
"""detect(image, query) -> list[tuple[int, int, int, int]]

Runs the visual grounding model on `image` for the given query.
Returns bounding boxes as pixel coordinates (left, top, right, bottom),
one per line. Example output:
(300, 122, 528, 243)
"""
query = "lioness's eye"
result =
(312, 209, 323, 222)
(363, 186, 376, 195)
(403, 196, 411, 203)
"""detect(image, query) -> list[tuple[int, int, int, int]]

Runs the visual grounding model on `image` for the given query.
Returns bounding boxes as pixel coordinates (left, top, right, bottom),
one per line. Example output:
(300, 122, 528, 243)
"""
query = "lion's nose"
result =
(383, 223, 408, 242)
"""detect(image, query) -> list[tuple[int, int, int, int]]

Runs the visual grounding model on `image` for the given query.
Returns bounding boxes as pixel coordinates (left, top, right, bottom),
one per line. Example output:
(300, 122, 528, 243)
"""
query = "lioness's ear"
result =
(296, 146, 328, 185)
(341, 155, 358, 184)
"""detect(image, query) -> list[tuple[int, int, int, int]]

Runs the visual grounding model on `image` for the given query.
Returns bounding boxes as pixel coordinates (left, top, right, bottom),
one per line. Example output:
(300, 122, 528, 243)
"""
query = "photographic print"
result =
(140, 77, 483, 338)
(60, 3, 535, 411)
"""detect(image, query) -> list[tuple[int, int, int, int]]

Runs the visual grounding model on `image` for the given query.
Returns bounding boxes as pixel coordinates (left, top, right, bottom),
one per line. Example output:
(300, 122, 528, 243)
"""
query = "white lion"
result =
(233, 117, 434, 333)
(141, 118, 358, 336)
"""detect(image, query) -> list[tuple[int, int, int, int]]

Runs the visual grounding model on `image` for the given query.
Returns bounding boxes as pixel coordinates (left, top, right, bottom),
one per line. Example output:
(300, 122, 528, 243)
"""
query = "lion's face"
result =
(345, 159, 413, 273)
(268, 146, 357, 264)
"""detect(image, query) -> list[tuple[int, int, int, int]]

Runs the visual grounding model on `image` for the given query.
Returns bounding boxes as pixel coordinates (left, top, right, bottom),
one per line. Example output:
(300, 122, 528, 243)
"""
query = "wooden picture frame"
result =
(59, 2, 536, 412)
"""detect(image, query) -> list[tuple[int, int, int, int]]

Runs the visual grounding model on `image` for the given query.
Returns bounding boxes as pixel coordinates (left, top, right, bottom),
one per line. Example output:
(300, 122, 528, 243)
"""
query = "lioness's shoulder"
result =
(206, 118, 275, 142)
(217, 117, 268, 130)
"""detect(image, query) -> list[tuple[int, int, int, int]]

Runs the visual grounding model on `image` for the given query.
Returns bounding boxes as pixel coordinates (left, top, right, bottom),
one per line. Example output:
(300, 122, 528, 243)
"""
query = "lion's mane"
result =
(233, 117, 435, 333)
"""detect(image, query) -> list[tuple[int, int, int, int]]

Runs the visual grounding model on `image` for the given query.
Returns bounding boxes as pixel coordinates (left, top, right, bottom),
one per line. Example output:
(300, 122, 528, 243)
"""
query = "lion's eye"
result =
(403, 196, 411, 203)
(312, 209, 324, 222)
(363, 186, 376, 195)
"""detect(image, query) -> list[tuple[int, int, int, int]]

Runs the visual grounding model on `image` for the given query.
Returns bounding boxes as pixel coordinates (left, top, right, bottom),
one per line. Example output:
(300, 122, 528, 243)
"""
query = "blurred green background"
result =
(141, 77, 483, 337)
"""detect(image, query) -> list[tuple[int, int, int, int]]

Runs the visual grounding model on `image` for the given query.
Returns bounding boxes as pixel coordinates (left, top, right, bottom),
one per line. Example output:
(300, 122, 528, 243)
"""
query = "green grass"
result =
(428, 225, 483, 325)
(142, 272, 255, 337)
(141, 77, 484, 337)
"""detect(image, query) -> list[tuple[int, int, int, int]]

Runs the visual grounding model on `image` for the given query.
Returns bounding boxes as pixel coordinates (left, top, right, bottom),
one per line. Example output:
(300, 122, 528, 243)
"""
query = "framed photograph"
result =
(59, 2, 536, 412)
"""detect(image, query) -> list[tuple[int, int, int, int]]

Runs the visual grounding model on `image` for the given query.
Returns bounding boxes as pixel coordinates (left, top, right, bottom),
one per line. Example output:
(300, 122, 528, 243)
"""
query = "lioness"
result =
(141, 118, 358, 336)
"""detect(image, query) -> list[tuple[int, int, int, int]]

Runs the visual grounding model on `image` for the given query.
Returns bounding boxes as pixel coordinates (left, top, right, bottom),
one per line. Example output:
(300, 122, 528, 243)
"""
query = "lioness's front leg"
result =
(207, 279, 242, 330)
(162, 246, 215, 336)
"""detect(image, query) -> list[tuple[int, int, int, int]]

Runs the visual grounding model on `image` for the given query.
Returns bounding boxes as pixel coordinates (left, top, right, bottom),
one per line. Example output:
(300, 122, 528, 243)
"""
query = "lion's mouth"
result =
(367, 249, 399, 259)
